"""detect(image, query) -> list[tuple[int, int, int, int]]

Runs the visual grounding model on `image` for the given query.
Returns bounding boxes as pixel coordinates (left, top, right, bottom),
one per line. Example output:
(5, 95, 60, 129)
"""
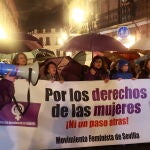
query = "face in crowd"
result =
(93, 58, 102, 69)
(118, 59, 129, 73)
(121, 64, 129, 72)
(12, 53, 27, 66)
(16, 53, 27, 66)
(91, 56, 104, 70)
(47, 63, 57, 76)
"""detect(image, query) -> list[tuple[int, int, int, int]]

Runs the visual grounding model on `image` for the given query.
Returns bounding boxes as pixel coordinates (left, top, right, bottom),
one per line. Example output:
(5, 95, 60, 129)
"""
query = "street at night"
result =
(0, 0, 150, 150)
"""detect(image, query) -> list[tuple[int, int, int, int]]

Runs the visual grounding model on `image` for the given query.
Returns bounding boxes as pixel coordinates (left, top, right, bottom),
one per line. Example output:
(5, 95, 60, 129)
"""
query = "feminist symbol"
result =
(11, 103, 24, 121)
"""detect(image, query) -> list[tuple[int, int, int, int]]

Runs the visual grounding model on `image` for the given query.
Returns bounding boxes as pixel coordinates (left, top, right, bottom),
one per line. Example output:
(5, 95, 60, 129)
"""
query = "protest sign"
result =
(0, 79, 150, 150)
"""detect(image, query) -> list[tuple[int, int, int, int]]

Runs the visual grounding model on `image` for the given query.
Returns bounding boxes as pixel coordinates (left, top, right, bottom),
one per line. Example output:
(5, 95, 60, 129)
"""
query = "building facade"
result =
(81, 0, 150, 48)
(29, 0, 150, 64)
(62, 0, 149, 47)
(30, 28, 67, 57)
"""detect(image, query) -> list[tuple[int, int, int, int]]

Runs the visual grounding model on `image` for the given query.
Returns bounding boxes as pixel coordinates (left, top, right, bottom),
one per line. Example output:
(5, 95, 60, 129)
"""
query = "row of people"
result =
(0, 53, 150, 110)
(1, 52, 150, 83)
(41, 56, 150, 82)
(86, 55, 150, 80)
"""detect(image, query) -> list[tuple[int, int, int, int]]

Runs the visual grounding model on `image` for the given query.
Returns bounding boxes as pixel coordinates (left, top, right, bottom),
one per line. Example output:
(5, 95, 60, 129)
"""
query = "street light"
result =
(58, 6, 86, 57)
(58, 32, 68, 45)
(0, 27, 7, 39)
(70, 8, 85, 24)
(116, 35, 136, 48)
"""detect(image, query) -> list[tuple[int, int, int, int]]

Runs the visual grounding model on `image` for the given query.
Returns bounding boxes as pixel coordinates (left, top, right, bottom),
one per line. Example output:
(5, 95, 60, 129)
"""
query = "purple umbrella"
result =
(39, 56, 84, 81)
(60, 33, 128, 52)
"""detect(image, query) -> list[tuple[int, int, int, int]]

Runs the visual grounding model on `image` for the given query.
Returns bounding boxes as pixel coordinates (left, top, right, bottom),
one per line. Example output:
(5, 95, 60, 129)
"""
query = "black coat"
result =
(0, 79, 14, 109)
(138, 69, 150, 79)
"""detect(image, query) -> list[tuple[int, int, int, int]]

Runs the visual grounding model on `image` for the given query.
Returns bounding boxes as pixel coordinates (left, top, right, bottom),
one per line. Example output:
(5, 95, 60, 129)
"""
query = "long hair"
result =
(90, 56, 109, 79)
(12, 53, 27, 65)
(144, 58, 150, 71)
(138, 58, 150, 79)
(44, 61, 57, 75)
(44, 61, 60, 80)
(90, 56, 106, 70)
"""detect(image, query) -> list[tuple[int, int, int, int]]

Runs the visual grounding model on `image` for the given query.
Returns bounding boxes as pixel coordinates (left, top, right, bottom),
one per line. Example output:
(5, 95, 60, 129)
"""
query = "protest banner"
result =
(0, 79, 150, 150)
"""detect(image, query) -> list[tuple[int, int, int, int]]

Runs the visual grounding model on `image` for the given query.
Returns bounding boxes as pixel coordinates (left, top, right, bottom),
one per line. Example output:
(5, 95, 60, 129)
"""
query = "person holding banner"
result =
(111, 59, 134, 80)
(84, 56, 109, 82)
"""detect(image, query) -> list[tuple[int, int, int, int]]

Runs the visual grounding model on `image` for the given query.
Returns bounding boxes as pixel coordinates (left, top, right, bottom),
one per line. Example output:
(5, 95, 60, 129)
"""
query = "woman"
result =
(43, 61, 63, 82)
(84, 56, 109, 81)
(12, 52, 27, 66)
(111, 59, 134, 80)
(11, 53, 28, 80)
(138, 58, 150, 79)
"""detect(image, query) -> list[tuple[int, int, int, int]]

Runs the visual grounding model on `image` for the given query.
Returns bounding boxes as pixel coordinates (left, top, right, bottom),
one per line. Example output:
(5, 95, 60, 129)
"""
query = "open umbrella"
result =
(94, 51, 140, 61)
(32, 48, 56, 62)
(39, 56, 85, 81)
(60, 33, 128, 52)
(73, 51, 87, 65)
(130, 36, 150, 63)
(39, 56, 72, 78)
(134, 54, 150, 64)
(0, 33, 43, 54)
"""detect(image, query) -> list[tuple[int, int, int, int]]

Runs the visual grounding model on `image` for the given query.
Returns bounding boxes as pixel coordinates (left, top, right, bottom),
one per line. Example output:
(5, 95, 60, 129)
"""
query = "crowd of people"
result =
(0, 52, 150, 109)
(0, 53, 150, 149)
(1, 52, 150, 84)
(40, 55, 150, 82)
(0, 53, 150, 106)
(37, 55, 150, 83)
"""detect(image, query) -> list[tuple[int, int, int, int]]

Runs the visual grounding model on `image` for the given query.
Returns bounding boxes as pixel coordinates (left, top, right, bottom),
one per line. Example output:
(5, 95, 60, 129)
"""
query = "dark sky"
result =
(14, 0, 67, 32)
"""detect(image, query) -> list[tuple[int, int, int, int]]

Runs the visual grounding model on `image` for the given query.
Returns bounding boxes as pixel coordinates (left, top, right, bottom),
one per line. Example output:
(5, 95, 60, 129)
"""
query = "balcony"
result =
(88, 0, 150, 32)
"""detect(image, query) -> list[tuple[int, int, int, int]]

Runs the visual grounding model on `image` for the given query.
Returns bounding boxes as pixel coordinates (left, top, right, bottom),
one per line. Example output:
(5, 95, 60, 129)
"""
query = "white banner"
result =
(0, 79, 150, 150)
